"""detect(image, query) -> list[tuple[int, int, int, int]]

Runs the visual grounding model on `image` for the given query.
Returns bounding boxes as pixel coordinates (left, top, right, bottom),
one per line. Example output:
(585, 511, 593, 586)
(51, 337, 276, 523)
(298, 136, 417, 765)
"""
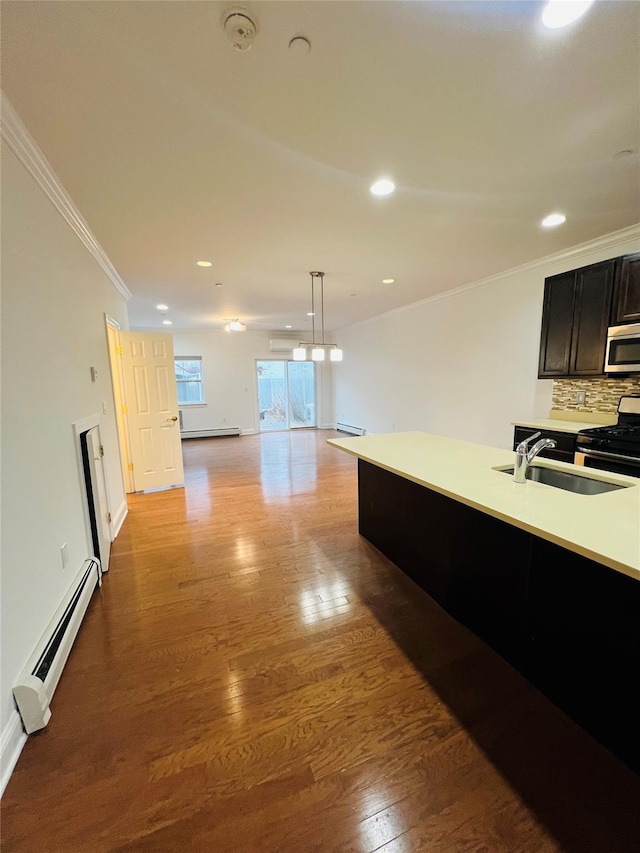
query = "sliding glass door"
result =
(257, 360, 316, 431)
(288, 361, 315, 428)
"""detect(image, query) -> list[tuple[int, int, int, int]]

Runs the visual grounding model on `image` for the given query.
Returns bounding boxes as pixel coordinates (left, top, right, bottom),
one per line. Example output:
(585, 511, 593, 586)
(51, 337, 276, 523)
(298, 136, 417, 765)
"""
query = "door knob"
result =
(167, 416, 178, 422)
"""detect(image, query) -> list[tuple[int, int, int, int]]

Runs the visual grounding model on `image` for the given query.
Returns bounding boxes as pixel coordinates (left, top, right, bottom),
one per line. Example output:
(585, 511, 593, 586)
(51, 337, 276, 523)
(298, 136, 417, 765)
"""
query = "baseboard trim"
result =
(241, 429, 257, 436)
(0, 710, 27, 798)
(111, 499, 128, 539)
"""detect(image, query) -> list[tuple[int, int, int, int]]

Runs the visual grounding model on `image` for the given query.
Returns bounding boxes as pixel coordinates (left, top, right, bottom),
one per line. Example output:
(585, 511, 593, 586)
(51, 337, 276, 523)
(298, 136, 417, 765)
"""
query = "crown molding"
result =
(338, 222, 640, 333)
(0, 91, 132, 302)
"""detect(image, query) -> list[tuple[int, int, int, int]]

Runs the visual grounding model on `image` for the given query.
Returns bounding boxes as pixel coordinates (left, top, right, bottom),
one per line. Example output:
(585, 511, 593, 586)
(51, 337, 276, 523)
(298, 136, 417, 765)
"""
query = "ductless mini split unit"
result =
(269, 339, 297, 352)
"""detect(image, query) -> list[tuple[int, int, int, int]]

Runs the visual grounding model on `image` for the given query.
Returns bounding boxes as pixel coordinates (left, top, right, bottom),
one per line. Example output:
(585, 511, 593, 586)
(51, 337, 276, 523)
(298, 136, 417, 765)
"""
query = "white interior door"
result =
(120, 331, 185, 492)
(86, 426, 112, 572)
(106, 318, 134, 493)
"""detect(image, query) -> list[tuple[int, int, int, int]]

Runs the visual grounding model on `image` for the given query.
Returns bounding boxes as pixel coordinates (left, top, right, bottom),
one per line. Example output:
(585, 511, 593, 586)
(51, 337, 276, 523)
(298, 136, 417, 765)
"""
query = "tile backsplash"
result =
(552, 377, 640, 414)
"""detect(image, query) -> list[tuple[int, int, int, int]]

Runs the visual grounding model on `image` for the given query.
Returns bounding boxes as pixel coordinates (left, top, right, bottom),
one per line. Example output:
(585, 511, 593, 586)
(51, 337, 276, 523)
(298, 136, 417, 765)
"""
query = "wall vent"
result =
(13, 559, 101, 734)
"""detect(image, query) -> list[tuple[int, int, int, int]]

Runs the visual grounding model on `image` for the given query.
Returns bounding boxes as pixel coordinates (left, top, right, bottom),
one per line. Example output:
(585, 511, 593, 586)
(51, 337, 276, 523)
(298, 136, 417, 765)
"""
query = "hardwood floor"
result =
(2, 429, 639, 852)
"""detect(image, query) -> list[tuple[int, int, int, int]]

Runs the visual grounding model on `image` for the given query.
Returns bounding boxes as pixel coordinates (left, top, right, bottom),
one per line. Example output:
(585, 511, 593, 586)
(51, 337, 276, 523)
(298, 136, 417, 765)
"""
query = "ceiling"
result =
(1, 1, 639, 335)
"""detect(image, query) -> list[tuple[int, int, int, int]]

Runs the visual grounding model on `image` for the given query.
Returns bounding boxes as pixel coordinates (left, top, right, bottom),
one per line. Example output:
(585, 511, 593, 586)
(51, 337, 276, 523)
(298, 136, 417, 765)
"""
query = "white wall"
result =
(170, 329, 334, 434)
(0, 139, 129, 778)
(334, 227, 640, 450)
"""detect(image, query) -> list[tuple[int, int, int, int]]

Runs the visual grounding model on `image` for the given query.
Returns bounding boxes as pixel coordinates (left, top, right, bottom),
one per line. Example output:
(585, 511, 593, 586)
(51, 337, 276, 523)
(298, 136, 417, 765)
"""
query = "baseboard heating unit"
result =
(336, 423, 366, 436)
(13, 558, 101, 734)
(180, 427, 241, 439)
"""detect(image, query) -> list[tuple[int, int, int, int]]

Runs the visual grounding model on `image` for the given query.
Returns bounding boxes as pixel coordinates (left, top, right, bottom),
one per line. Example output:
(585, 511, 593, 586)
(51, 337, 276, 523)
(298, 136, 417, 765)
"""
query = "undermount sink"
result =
(495, 465, 629, 495)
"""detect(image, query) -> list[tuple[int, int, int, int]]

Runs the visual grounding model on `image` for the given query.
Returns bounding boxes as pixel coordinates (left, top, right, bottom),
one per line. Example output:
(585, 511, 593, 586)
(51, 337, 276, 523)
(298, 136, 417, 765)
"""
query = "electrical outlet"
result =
(576, 391, 586, 406)
(60, 543, 69, 568)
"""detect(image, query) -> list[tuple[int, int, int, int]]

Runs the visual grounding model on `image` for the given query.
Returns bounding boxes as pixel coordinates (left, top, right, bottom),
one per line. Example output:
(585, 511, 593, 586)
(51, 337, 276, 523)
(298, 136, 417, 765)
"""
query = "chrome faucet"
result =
(514, 431, 557, 484)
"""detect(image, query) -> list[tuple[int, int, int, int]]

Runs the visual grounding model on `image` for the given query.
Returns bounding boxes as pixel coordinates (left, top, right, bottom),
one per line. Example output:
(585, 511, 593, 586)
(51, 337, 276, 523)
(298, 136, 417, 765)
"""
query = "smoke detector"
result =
(223, 9, 258, 51)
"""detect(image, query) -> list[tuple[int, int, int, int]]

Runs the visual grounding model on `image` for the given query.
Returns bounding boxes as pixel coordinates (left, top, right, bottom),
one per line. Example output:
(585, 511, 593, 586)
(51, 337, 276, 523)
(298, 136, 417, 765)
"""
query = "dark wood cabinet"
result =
(358, 460, 530, 668)
(571, 262, 616, 373)
(523, 538, 640, 776)
(538, 271, 575, 376)
(357, 459, 451, 604)
(357, 459, 640, 774)
(446, 504, 529, 669)
(538, 260, 615, 378)
(612, 252, 640, 325)
(512, 426, 577, 464)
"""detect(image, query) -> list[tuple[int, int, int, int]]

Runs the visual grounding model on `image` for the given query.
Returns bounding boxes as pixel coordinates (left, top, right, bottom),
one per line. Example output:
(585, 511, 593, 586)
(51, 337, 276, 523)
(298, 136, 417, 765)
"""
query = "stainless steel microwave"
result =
(605, 323, 640, 373)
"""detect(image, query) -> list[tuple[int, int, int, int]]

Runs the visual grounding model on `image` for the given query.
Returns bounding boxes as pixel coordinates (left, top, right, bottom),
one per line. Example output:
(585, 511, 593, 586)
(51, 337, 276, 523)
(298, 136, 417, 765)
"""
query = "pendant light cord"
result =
(309, 271, 326, 349)
(321, 272, 325, 345)
(311, 272, 316, 345)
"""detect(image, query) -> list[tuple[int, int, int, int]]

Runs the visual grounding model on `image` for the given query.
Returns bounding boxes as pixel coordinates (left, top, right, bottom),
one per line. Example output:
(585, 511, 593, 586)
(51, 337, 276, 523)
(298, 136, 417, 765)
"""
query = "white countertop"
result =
(511, 415, 617, 434)
(511, 418, 608, 434)
(327, 432, 640, 580)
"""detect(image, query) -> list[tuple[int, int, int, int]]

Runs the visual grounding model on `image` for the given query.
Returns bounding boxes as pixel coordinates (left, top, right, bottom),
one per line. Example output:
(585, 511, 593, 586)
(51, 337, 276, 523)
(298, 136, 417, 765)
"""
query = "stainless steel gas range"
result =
(575, 395, 640, 478)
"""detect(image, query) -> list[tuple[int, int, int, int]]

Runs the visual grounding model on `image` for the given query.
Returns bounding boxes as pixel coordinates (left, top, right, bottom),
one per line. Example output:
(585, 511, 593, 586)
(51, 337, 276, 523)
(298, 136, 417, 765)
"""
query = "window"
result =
(175, 357, 204, 404)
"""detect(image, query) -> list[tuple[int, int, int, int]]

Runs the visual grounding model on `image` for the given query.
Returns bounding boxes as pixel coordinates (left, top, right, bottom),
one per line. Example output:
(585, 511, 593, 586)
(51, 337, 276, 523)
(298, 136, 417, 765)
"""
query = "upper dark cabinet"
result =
(612, 252, 640, 325)
(538, 259, 615, 378)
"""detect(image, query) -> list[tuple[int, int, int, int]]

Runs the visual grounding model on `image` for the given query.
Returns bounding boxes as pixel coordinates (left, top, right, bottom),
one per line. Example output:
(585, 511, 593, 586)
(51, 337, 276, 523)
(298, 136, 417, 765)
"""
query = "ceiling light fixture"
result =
(382, 278, 395, 284)
(285, 325, 292, 329)
(156, 303, 169, 310)
(197, 260, 212, 267)
(293, 272, 343, 363)
(370, 178, 395, 197)
(542, 1, 593, 29)
(541, 212, 567, 228)
(224, 319, 246, 332)
(162, 320, 172, 325)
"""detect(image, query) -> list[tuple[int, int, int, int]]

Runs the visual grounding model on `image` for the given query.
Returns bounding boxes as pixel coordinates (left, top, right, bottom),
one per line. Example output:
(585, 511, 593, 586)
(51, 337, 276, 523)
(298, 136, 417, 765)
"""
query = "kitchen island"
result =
(328, 432, 640, 774)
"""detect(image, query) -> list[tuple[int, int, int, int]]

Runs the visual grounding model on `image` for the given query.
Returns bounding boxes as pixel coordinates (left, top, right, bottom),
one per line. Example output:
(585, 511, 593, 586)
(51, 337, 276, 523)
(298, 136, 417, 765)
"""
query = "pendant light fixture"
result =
(293, 271, 343, 362)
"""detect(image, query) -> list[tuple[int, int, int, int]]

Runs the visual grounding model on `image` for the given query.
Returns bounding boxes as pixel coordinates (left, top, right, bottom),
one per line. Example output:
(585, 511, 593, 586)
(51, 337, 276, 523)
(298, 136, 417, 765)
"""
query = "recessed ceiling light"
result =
(307, 312, 315, 317)
(162, 320, 172, 325)
(382, 278, 395, 285)
(156, 303, 169, 311)
(350, 293, 357, 297)
(614, 149, 634, 159)
(197, 260, 212, 267)
(288, 36, 311, 55)
(542, 1, 593, 29)
(541, 212, 566, 228)
(370, 178, 395, 197)
(215, 282, 223, 287)
(285, 325, 292, 329)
